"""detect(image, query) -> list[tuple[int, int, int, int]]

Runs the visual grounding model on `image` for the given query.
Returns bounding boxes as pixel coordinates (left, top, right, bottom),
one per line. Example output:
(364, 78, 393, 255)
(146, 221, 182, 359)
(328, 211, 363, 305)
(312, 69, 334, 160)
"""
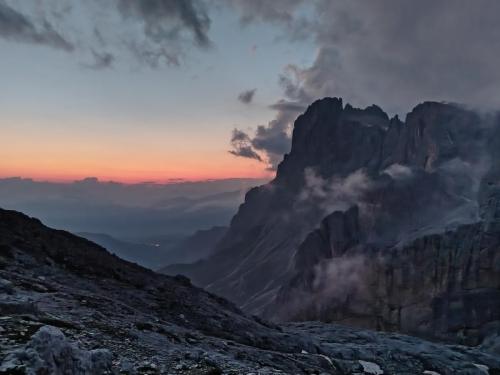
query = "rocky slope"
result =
(164, 98, 500, 344)
(2, 209, 500, 374)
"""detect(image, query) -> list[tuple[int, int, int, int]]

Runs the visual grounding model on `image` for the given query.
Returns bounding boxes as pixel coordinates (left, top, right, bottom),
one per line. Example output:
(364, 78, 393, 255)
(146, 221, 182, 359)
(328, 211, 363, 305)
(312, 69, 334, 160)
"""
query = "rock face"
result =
(1, 208, 500, 374)
(275, 214, 500, 345)
(166, 97, 500, 344)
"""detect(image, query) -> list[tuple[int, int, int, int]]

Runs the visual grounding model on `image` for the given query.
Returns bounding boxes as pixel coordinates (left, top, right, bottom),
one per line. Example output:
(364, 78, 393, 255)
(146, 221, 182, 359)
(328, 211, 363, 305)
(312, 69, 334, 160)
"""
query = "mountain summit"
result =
(164, 97, 500, 345)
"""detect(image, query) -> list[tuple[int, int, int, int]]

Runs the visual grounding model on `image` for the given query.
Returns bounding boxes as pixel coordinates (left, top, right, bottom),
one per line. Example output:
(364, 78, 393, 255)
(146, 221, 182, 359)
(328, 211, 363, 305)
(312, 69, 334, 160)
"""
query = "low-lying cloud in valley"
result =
(0, 177, 266, 240)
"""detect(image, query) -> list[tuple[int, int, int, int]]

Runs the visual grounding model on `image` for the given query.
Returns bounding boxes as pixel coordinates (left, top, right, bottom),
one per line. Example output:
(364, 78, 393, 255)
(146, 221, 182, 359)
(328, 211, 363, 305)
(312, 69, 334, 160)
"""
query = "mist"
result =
(0, 177, 265, 268)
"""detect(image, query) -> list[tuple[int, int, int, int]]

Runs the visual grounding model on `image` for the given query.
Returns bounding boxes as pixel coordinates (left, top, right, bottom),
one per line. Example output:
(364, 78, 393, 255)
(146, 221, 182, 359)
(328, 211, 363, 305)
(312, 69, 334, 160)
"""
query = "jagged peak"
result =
(405, 100, 467, 120)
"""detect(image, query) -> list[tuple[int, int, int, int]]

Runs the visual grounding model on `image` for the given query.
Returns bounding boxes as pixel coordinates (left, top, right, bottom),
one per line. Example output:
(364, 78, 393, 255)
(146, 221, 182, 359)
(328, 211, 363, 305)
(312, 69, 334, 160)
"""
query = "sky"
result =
(2, 0, 500, 183)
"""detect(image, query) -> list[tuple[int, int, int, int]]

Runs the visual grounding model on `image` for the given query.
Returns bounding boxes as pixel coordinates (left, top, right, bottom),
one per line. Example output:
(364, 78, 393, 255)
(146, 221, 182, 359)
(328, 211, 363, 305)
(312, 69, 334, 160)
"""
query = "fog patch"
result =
(382, 164, 413, 181)
(298, 168, 374, 216)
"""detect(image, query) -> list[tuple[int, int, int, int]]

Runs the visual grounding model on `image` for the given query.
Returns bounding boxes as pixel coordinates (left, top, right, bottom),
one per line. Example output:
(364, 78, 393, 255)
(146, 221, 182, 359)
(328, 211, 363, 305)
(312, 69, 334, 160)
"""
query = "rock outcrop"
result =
(165, 97, 500, 345)
(0, 326, 112, 375)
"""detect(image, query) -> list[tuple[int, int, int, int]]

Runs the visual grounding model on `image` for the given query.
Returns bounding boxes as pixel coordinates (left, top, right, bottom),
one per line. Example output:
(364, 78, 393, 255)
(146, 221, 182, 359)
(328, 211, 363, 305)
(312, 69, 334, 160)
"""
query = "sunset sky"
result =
(0, 2, 315, 182)
(2, 1, 500, 183)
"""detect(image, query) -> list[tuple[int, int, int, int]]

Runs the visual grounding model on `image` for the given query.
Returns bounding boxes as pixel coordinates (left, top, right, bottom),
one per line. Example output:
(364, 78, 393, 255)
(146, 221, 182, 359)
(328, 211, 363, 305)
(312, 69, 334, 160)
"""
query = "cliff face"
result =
(164, 97, 500, 343)
(274, 210, 500, 345)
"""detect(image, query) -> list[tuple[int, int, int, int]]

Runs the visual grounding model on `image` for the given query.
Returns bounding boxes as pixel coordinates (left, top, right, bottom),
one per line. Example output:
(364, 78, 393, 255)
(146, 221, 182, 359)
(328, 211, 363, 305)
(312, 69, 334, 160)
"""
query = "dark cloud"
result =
(116, 0, 211, 48)
(228, 129, 262, 161)
(0, 1, 73, 51)
(229, 94, 305, 170)
(115, 0, 212, 67)
(237, 88, 256, 104)
(228, 102, 299, 170)
(0, 0, 212, 68)
(282, 0, 500, 113)
(227, 0, 304, 24)
(222, 0, 311, 41)
(229, 67, 306, 170)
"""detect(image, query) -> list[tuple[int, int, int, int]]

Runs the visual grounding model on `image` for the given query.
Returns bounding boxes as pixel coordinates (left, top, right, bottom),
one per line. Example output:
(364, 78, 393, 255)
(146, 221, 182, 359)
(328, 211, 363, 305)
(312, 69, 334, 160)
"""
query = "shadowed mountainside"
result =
(163, 98, 500, 345)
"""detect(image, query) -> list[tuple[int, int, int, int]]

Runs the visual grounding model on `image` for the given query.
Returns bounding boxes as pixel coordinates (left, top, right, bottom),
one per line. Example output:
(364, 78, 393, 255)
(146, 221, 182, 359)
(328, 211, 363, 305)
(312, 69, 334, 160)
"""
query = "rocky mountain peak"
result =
(164, 98, 500, 345)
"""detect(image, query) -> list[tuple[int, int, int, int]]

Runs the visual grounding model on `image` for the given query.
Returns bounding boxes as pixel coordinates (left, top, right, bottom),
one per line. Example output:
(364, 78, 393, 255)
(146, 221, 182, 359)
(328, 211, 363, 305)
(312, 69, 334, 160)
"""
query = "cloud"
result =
(223, 0, 313, 41)
(228, 106, 296, 169)
(268, 99, 305, 113)
(229, 76, 307, 170)
(83, 49, 115, 70)
(0, 1, 73, 51)
(118, 0, 211, 48)
(312, 255, 370, 302)
(228, 129, 262, 161)
(382, 164, 413, 181)
(237, 88, 256, 104)
(280, 0, 500, 113)
(225, 0, 304, 25)
(0, 0, 212, 68)
(298, 168, 374, 215)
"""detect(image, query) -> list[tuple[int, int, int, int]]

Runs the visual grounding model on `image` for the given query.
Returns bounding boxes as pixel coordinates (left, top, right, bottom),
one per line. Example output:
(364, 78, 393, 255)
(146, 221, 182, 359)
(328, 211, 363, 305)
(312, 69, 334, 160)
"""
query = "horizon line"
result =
(0, 175, 271, 185)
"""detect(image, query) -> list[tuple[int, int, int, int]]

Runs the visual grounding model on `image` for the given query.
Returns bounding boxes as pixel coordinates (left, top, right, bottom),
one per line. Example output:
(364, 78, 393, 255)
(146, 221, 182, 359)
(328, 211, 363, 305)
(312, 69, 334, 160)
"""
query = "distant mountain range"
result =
(80, 226, 226, 270)
(165, 97, 500, 345)
(0, 178, 266, 239)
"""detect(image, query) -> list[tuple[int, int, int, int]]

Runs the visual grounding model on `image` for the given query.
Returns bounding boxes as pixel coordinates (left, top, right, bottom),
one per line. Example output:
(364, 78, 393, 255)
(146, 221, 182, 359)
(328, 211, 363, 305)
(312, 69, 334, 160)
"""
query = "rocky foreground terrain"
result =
(1, 208, 500, 374)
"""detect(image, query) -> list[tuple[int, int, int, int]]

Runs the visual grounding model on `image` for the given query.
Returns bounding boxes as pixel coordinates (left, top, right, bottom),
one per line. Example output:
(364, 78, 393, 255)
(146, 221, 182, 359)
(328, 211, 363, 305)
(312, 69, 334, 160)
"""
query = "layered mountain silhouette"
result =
(164, 98, 500, 345)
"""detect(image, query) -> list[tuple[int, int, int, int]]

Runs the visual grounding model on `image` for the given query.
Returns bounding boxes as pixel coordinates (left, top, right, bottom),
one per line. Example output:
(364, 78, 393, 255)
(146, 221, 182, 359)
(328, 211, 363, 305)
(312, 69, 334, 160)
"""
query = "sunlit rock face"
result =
(164, 97, 500, 344)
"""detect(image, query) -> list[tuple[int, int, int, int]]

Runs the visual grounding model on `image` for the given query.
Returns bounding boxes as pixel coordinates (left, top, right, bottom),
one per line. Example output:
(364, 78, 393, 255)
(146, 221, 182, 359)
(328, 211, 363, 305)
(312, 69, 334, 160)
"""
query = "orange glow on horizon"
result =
(0, 120, 275, 184)
(0, 153, 274, 184)
(0, 170, 273, 184)
(0, 162, 273, 184)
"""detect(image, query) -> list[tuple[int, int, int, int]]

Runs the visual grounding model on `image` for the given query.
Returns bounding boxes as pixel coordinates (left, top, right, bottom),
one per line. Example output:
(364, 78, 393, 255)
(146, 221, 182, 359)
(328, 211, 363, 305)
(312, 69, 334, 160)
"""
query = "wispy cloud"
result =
(0, 1, 73, 51)
(0, 0, 212, 68)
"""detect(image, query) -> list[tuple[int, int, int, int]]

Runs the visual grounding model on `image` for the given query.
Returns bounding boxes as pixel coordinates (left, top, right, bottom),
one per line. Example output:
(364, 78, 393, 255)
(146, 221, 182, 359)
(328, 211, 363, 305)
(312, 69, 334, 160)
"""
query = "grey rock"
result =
(0, 325, 112, 375)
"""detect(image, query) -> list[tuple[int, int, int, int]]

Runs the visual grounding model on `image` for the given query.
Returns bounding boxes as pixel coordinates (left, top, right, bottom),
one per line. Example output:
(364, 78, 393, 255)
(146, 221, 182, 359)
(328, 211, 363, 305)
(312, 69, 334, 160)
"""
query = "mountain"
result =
(1, 208, 499, 374)
(81, 226, 227, 271)
(165, 98, 500, 344)
(158, 226, 227, 269)
(77, 232, 183, 270)
(0, 178, 264, 239)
